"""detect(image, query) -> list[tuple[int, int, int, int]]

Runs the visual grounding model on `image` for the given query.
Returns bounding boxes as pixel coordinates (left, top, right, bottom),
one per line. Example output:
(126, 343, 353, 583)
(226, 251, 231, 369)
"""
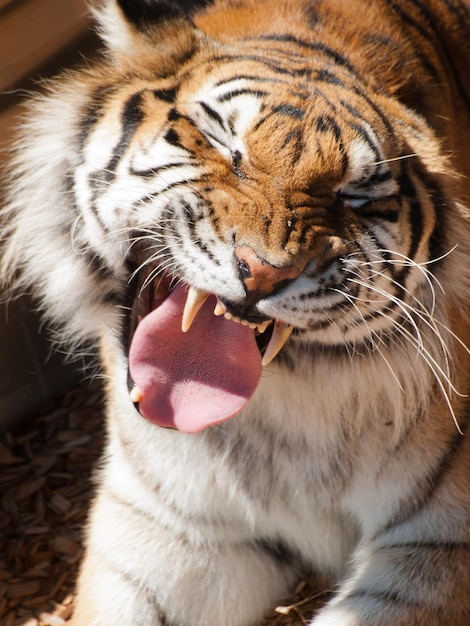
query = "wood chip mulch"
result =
(1, 379, 332, 626)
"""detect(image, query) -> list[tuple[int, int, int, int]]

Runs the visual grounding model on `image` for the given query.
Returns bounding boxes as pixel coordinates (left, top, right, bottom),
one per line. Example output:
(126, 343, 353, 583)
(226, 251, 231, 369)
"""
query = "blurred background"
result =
(0, 0, 99, 430)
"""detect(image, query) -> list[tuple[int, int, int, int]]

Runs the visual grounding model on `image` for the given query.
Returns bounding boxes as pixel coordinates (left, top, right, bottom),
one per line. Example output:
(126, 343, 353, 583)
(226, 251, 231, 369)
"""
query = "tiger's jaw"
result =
(127, 265, 294, 433)
(181, 287, 294, 366)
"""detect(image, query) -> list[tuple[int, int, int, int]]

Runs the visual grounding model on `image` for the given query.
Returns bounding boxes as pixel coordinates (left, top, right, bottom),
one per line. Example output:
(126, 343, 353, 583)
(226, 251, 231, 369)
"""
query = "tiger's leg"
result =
(310, 441, 470, 626)
(71, 489, 298, 626)
(310, 536, 470, 626)
(308, 390, 470, 626)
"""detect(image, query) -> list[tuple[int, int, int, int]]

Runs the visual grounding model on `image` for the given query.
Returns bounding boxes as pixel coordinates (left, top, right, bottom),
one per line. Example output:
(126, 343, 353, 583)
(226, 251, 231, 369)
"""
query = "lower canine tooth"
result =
(130, 385, 143, 404)
(182, 287, 210, 332)
(262, 321, 294, 366)
(257, 320, 272, 334)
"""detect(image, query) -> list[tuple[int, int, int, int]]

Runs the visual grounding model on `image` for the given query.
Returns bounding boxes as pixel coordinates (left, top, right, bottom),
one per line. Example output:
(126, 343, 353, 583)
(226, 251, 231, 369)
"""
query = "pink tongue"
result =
(128, 284, 262, 433)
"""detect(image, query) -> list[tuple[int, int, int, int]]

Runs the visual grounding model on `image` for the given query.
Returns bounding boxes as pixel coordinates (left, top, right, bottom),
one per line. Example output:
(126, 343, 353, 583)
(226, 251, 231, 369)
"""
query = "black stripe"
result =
(182, 200, 220, 264)
(208, 53, 303, 77)
(217, 87, 269, 102)
(110, 425, 230, 529)
(254, 538, 298, 567)
(385, 1, 443, 86)
(380, 398, 470, 535)
(198, 101, 226, 129)
(95, 492, 183, 625)
(82, 250, 115, 281)
(348, 85, 396, 138)
(369, 168, 393, 186)
(309, 86, 338, 114)
(77, 84, 119, 151)
(271, 103, 305, 120)
(102, 550, 181, 626)
(316, 114, 341, 140)
(383, 541, 470, 551)
(164, 127, 183, 148)
(130, 161, 192, 178)
(397, 163, 424, 265)
(342, 186, 400, 216)
(315, 68, 345, 87)
(314, 114, 348, 176)
(344, 540, 470, 611)
(252, 34, 358, 75)
(168, 107, 182, 122)
(133, 178, 202, 209)
(348, 204, 400, 223)
(340, 100, 361, 120)
(418, 172, 448, 264)
(350, 123, 380, 161)
(154, 87, 178, 103)
(89, 92, 144, 201)
(388, 0, 437, 44)
(101, 289, 123, 305)
(283, 128, 304, 163)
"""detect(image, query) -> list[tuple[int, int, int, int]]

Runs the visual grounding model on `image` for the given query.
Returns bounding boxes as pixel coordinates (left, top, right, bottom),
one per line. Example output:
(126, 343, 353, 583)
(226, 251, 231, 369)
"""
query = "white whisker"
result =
(373, 153, 418, 166)
(374, 306, 464, 434)
(331, 287, 406, 391)
(347, 275, 459, 389)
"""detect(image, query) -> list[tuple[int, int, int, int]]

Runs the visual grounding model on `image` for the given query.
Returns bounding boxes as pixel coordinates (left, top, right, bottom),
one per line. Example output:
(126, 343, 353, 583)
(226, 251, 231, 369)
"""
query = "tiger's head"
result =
(2, 0, 470, 432)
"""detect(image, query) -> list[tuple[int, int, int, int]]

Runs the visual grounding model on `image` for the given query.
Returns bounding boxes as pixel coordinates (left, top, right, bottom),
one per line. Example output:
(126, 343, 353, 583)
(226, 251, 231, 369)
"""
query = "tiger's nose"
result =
(235, 245, 302, 296)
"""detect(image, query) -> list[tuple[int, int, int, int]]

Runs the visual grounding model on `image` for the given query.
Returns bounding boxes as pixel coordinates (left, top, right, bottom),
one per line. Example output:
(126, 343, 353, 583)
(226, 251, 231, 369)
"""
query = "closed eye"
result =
(339, 192, 371, 209)
(339, 191, 400, 223)
(338, 164, 398, 211)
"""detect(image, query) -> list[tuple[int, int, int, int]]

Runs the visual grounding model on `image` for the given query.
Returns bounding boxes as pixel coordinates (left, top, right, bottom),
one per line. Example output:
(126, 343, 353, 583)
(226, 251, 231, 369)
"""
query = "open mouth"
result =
(126, 259, 294, 433)
(181, 287, 294, 365)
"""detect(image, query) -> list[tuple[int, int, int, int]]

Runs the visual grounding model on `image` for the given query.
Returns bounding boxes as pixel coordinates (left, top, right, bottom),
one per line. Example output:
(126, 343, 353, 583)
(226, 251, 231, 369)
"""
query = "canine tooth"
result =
(262, 321, 294, 366)
(182, 287, 210, 332)
(214, 300, 226, 316)
(257, 320, 272, 334)
(130, 385, 143, 404)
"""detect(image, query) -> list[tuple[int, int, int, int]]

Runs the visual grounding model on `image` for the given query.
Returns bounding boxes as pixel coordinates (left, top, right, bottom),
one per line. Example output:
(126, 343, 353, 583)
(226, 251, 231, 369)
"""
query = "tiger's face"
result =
(5, 0, 461, 432)
(75, 28, 444, 355)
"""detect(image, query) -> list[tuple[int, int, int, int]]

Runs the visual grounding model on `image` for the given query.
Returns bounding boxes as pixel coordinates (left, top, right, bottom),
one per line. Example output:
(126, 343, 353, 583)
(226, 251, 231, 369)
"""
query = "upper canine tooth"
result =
(261, 321, 294, 366)
(182, 287, 210, 332)
(214, 299, 226, 316)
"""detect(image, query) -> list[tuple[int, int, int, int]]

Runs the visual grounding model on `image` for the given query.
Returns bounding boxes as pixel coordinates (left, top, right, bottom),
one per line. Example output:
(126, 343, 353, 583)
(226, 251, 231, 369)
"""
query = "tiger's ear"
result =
(93, 0, 211, 71)
(115, 0, 212, 30)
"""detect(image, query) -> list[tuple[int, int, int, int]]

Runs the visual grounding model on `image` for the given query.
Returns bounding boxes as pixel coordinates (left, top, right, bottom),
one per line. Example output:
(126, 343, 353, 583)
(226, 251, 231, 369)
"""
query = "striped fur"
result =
(2, 0, 470, 624)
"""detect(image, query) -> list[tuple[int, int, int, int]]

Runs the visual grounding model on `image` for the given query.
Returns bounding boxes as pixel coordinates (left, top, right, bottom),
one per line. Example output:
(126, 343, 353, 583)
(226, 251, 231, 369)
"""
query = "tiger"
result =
(2, 0, 470, 624)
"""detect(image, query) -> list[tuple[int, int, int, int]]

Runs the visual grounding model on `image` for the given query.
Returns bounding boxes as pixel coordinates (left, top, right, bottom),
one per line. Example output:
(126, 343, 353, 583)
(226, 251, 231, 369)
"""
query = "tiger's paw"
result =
(310, 605, 361, 626)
